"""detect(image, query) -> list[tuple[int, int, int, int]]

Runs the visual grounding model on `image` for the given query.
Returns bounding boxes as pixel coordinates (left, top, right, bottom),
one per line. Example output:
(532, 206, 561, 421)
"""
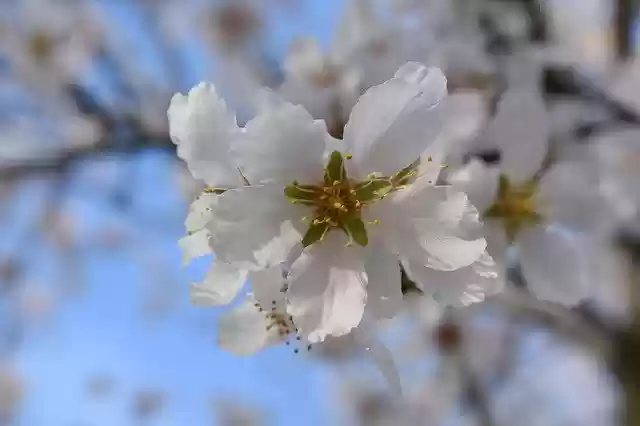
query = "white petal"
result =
(247, 266, 286, 309)
(168, 83, 243, 187)
(232, 102, 327, 185)
(517, 225, 590, 306)
(370, 186, 487, 270)
(287, 234, 367, 343)
(403, 251, 503, 307)
(190, 261, 247, 307)
(537, 162, 612, 233)
(179, 229, 211, 265)
(489, 89, 549, 183)
(207, 185, 303, 269)
(352, 322, 402, 395)
(217, 299, 281, 355)
(446, 159, 500, 214)
(342, 63, 447, 177)
(185, 193, 218, 233)
(363, 245, 402, 319)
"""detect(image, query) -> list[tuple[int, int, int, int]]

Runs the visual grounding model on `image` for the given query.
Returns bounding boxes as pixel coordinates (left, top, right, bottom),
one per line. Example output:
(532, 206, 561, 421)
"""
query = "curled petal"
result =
(168, 83, 243, 187)
(190, 261, 247, 307)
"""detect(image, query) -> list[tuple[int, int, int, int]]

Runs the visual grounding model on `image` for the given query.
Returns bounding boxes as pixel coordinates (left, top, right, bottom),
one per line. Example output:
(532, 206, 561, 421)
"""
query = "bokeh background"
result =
(0, 0, 639, 425)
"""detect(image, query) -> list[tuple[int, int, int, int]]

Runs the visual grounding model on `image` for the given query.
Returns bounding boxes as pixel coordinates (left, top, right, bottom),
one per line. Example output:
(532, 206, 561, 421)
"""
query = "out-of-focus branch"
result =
(612, 235, 640, 426)
(0, 84, 175, 180)
(615, 0, 639, 61)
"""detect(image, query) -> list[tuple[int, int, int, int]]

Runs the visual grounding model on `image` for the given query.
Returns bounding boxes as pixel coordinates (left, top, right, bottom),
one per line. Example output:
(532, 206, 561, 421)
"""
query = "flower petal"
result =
(179, 229, 211, 265)
(287, 234, 367, 343)
(537, 162, 612, 233)
(168, 83, 243, 187)
(232, 101, 327, 185)
(403, 251, 503, 307)
(517, 225, 590, 306)
(369, 185, 487, 270)
(217, 299, 281, 355)
(185, 193, 218, 233)
(363, 245, 402, 319)
(353, 322, 402, 395)
(446, 159, 500, 214)
(342, 63, 447, 177)
(248, 265, 286, 309)
(488, 89, 549, 183)
(190, 261, 247, 307)
(207, 185, 303, 269)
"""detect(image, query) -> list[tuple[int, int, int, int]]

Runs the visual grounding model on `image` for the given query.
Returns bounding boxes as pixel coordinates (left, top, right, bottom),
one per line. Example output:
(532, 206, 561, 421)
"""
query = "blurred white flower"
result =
(589, 128, 640, 228)
(1, 0, 103, 87)
(491, 336, 619, 426)
(542, 0, 613, 74)
(279, 0, 432, 137)
(448, 82, 609, 305)
(171, 63, 497, 343)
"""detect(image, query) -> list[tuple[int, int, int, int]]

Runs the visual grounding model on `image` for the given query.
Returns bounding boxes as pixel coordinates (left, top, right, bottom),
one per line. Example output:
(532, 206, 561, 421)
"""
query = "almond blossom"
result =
(170, 62, 498, 345)
(448, 77, 610, 306)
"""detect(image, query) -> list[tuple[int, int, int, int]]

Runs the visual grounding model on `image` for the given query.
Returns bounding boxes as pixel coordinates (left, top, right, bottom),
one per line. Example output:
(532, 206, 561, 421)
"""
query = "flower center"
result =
(484, 175, 543, 241)
(285, 151, 418, 247)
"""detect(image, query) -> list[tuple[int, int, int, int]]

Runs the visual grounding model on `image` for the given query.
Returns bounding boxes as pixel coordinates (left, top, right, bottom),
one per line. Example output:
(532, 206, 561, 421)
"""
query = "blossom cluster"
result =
(168, 0, 634, 393)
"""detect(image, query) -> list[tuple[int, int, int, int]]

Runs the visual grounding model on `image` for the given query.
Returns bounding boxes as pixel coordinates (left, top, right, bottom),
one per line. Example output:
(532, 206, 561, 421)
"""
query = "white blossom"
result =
(170, 62, 497, 344)
(448, 81, 609, 306)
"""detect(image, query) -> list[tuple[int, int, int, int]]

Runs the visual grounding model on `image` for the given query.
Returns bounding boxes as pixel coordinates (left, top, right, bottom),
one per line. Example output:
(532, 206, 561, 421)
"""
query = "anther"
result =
(345, 154, 353, 159)
(427, 156, 433, 162)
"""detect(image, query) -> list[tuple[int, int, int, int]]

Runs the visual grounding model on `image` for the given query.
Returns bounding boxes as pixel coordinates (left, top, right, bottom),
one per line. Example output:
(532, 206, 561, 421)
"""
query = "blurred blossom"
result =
(85, 375, 115, 400)
(207, 1, 263, 52)
(213, 399, 266, 426)
(18, 285, 55, 323)
(132, 390, 166, 421)
(491, 337, 619, 426)
(542, 0, 613, 73)
(0, 365, 23, 422)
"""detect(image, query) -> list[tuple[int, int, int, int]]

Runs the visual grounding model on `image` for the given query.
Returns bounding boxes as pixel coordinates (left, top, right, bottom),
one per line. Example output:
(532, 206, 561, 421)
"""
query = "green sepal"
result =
(342, 215, 368, 246)
(301, 221, 330, 247)
(353, 178, 393, 202)
(484, 203, 503, 218)
(498, 174, 510, 195)
(284, 184, 318, 205)
(324, 151, 346, 184)
(203, 187, 228, 195)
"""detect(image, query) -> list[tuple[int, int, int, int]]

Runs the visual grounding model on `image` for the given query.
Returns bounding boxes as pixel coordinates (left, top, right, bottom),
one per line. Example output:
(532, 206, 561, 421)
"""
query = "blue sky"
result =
(9, 1, 347, 425)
